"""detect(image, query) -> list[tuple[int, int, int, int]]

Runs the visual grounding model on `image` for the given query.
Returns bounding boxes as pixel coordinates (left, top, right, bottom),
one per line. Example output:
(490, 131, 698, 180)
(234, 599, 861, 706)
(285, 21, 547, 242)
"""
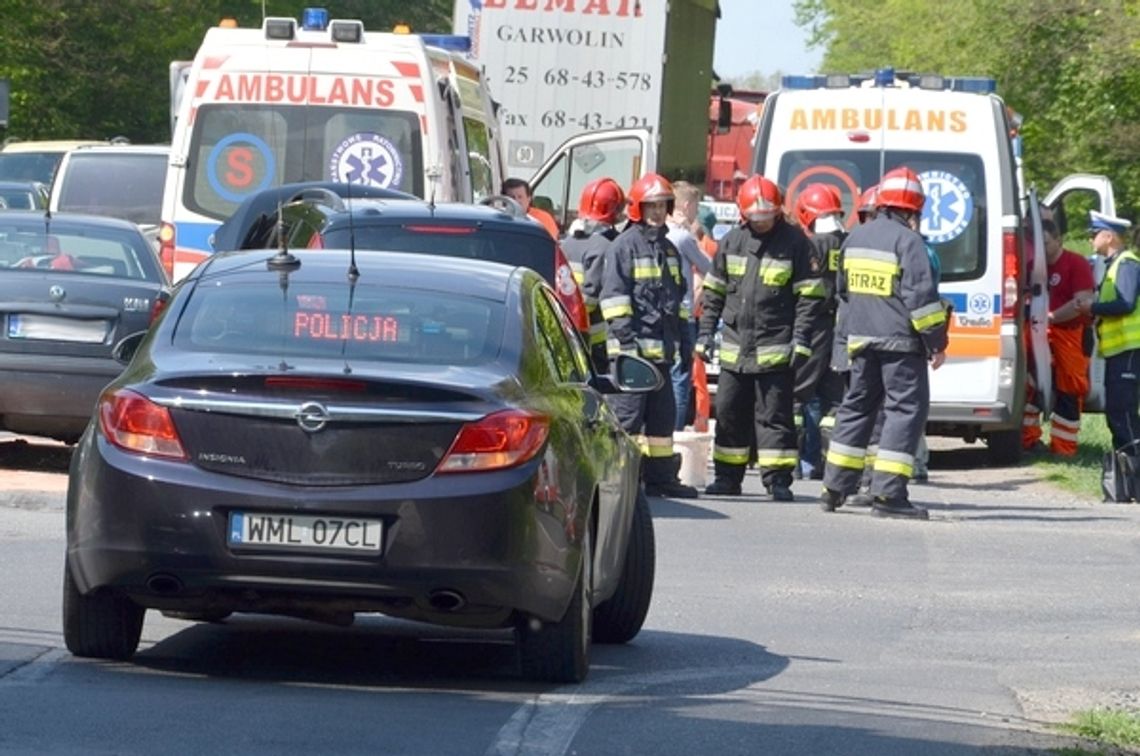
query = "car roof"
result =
(196, 247, 528, 302)
(0, 140, 106, 153)
(321, 198, 554, 236)
(0, 209, 153, 233)
(64, 144, 170, 155)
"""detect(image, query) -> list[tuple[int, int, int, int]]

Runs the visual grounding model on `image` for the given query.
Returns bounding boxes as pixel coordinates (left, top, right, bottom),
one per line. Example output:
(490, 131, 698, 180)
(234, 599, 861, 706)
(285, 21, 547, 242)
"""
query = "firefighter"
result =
(792, 183, 846, 480)
(562, 177, 626, 373)
(820, 166, 948, 519)
(696, 175, 824, 500)
(1076, 210, 1140, 452)
(600, 173, 699, 499)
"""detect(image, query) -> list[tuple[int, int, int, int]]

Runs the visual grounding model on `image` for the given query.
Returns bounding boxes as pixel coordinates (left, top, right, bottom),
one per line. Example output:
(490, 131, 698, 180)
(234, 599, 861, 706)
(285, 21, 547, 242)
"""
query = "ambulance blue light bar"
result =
(782, 69, 997, 94)
(301, 7, 329, 31)
(419, 34, 471, 52)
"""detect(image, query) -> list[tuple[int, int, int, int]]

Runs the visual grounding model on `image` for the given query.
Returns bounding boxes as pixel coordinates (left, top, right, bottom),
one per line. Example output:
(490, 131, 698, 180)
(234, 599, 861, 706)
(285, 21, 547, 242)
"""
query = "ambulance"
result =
(160, 7, 505, 281)
(752, 69, 1115, 464)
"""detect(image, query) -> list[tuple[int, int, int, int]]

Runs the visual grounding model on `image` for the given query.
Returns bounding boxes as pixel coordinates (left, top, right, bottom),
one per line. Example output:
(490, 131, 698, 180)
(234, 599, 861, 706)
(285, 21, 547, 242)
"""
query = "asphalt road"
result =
(2, 433, 1139, 755)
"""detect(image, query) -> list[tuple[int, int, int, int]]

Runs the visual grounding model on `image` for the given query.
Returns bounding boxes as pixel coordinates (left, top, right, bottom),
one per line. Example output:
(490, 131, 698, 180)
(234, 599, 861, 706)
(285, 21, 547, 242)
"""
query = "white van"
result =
(160, 8, 505, 281)
(50, 144, 170, 228)
(751, 69, 1114, 464)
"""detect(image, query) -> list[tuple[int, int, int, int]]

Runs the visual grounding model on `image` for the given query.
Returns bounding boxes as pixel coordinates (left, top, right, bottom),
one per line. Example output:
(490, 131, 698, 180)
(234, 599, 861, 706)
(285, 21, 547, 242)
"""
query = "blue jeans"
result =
(672, 320, 697, 430)
(799, 395, 824, 477)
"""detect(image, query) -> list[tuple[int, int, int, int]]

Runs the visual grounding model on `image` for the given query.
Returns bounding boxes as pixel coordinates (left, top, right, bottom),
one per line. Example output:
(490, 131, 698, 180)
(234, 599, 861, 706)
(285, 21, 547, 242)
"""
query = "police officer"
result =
(600, 173, 699, 499)
(1076, 210, 1139, 452)
(697, 175, 825, 500)
(792, 183, 847, 480)
(820, 167, 948, 519)
(562, 177, 626, 373)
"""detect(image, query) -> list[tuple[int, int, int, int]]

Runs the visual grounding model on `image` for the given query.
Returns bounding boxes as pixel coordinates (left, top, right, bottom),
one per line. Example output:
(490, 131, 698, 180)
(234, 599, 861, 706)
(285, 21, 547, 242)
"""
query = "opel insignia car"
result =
(64, 247, 658, 683)
(0, 211, 168, 441)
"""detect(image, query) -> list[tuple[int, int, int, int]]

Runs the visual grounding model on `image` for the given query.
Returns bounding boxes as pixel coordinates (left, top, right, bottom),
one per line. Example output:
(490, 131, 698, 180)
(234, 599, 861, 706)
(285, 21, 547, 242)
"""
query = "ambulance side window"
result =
(463, 118, 494, 202)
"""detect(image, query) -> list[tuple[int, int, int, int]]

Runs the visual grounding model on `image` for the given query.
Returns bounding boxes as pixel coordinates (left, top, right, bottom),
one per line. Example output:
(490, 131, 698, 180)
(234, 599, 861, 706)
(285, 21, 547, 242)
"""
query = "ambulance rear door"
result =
(1043, 173, 1117, 412)
(529, 128, 655, 231)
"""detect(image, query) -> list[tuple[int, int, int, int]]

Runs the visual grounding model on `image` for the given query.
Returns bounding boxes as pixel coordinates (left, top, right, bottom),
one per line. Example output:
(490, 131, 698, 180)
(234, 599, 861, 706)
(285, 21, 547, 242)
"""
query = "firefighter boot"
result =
(871, 497, 929, 520)
(819, 487, 845, 512)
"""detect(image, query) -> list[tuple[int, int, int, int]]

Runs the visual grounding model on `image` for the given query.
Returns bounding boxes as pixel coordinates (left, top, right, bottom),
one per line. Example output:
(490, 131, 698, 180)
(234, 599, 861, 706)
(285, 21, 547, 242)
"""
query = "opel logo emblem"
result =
(49, 285, 66, 302)
(295, 401, 330, 433)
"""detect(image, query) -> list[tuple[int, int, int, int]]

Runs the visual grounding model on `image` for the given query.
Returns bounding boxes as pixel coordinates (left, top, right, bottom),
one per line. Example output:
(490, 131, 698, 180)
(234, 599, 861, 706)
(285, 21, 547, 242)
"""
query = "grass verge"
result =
(1031, 412, 1112, 500)
(1056, 707, 1140, 753)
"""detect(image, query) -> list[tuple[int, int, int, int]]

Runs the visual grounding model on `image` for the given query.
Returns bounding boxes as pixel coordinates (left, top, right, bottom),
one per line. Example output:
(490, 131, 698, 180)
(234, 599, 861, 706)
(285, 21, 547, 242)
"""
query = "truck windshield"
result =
(779, 150, 987, 282)
(185, 104, 424, 221)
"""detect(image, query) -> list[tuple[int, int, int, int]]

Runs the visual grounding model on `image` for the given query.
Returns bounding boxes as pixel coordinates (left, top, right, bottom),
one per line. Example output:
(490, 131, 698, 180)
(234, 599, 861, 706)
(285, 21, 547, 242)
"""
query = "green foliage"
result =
(1060, 707, 1140, 749)
(0, 1, 452, 143)
(1033, 412, 1111, 500)
(792, 0, 1140, 218)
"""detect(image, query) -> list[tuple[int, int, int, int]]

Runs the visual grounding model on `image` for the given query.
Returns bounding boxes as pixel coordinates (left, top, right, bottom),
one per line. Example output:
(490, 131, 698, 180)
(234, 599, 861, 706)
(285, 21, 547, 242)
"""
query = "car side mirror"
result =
(599, 353, 664, 394)
(112, 331, 147, 365)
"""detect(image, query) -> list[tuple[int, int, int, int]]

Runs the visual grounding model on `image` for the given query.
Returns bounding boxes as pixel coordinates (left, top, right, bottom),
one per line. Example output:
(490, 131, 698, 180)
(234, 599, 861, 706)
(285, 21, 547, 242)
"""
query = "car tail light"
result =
(158, 222, 176, 281)
(264, 376, 367, 392)
(438, 409, 550, 473)
(1002, 229, 1020, 321)
(402, 224, 478, 235)
(98, 388, 187, 459)
(554, 244, 590, 332)
(149, 290, 171, 325)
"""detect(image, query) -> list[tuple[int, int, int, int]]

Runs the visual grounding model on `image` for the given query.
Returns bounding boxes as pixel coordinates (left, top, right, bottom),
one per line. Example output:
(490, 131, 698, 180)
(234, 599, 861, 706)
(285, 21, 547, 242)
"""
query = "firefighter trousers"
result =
(823, 349, 929, 503)
(608, 361, 676, 485)
(712, 368, 798, 488)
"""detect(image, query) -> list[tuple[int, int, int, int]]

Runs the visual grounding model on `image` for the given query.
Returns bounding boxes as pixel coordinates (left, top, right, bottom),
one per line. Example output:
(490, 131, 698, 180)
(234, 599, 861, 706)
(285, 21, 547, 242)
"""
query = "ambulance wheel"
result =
(985, 429, 1023, 466)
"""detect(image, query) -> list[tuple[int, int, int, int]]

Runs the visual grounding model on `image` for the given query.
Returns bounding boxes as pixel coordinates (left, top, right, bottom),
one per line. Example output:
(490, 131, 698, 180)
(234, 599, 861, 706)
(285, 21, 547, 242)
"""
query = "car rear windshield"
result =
(56, 152, 168, 226)
(173, 280, 503, 365)
(0, 222, 162, 280)
(320, 225, 557, 283)
(0, 152, 62, 185)
(778, 150, 987, 282)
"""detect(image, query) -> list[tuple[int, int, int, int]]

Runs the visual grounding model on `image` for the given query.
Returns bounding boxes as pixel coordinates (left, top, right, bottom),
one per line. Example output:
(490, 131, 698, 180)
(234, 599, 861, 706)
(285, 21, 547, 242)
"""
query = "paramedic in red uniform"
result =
(502, 178, 561, 239)
(1021, 217, 1095, 455)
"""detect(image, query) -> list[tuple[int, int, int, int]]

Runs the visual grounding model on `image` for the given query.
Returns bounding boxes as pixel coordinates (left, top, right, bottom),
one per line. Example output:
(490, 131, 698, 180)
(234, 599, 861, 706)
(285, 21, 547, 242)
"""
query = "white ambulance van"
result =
(752, 69, 1114, 464)
(160, 7, 505, 281)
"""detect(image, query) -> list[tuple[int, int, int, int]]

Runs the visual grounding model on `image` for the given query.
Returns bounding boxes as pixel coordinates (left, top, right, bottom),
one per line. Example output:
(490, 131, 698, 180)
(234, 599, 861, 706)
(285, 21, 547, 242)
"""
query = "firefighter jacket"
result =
(1093, 248, 1140, 357)
(836, 213, 948, 357)
(599, 222, 687, 363)
(809, 223, 845, 323)
(698, 217, 825, 374)
(562, 225, 618, 362)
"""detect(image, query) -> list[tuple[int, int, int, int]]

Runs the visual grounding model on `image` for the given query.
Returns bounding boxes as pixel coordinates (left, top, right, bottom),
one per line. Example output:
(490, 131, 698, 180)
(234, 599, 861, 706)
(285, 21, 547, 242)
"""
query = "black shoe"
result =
(645, 481, 700, 499)
(871, 497, 929, 520)
(819, 488, 845, 512)
(846, 492, 874, 508)
(911, 470, 929, 483)
(705, 478, 742, 496)
(809, 468, 824, 481)
(767, 483, 794, 502)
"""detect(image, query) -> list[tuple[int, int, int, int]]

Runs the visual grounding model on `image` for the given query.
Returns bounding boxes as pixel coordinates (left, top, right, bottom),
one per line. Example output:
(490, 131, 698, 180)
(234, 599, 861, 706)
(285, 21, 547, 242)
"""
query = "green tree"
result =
(0, 1, 452, 143)
(793, 0, 1140, 217)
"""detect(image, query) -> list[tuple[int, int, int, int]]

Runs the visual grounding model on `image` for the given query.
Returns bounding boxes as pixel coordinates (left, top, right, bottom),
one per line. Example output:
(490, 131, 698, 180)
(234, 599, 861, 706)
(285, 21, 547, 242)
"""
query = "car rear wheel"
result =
(517, 526, 592, 683)
(62, 557, 144, 660)
(593, 488, 656, 643)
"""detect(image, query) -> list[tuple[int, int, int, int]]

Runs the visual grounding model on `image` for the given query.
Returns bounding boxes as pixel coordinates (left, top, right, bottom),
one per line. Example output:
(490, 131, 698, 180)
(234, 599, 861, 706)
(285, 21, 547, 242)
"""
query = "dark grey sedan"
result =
(64, 248, 659, 683)
(0, 211, 168, 441)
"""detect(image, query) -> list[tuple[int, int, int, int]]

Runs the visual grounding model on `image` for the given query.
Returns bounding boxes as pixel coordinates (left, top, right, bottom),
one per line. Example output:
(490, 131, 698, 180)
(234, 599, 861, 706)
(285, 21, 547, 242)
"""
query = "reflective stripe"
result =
(819, 415, 836, 429)
(910, 301, 948, 332)
(679, 305, 692, 320)
(645, 435, 674, 457)
(719, 343, 740, 366)
(759, 258, 792, 286)
(726, 255, 748, 276)
(843, 246, 899, 266)
(873, 448, 914, 478)
(714, 445, 751, 465)
(756, 448, 798, 468)
(794, 342, 812, 358)
(589, 322, 607, 345)
(633, 259, 661, 280)
(600, 295, 633, 319)
(666, 258, 681, 281)
(704, 274, 727, 294)
(756, 343, 792, 367)
(569, 262, 585, 284)
(826, 441, 866, 470)
(637, 338, 665, 360)
(794, 277, 826, 297)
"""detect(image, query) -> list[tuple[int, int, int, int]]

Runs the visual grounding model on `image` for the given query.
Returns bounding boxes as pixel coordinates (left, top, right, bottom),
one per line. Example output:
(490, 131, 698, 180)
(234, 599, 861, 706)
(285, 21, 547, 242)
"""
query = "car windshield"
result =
(185, 104, 424, 222)
(174, 280, 503, 365)
(0, 221, 161, 280)
(0, 152, 62, 185)
(320, 225, 557, 282)
(778, 150, 987, 282)
(56, 152, 169, 225)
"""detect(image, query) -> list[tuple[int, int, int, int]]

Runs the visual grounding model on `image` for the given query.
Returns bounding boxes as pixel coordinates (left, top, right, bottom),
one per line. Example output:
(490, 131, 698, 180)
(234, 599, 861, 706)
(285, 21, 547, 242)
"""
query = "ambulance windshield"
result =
(184, 104, 424, 221)
(779, 150, 987, 283)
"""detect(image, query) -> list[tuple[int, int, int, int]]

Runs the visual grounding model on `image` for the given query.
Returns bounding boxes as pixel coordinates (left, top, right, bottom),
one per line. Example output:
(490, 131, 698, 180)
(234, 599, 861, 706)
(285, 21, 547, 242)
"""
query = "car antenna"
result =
(426, 165, 441, 211)
(267, 192, 299, 272)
